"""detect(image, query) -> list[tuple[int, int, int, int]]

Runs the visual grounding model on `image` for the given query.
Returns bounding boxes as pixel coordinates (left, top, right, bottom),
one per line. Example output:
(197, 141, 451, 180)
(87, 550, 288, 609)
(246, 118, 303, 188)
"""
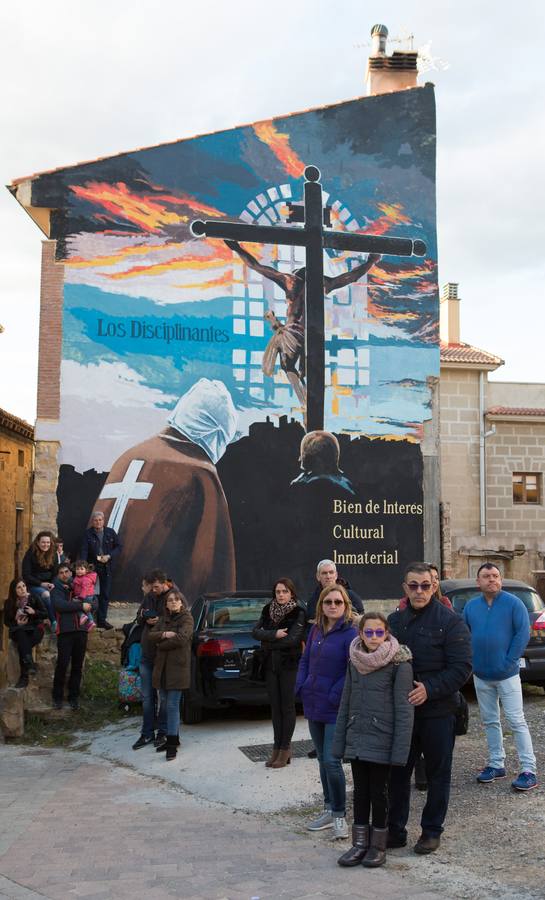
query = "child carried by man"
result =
(72, 560, 98, 631)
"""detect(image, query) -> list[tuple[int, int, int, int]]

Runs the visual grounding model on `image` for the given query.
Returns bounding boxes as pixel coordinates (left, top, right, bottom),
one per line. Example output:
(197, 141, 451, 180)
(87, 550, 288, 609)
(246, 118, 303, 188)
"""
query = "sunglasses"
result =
(362, 628, 386, 638)
(406, 582, 432, 591)
(323, 599, 344, 607)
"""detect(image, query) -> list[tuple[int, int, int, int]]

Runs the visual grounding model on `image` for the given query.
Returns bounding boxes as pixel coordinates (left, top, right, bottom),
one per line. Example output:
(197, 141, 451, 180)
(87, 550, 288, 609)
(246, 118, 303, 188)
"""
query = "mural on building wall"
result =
(31, 86, 438, 599)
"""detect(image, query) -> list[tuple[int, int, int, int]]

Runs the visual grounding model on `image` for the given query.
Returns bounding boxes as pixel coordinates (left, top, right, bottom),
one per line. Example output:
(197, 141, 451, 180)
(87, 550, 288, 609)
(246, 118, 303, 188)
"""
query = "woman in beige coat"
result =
(149, 590, 193, 760)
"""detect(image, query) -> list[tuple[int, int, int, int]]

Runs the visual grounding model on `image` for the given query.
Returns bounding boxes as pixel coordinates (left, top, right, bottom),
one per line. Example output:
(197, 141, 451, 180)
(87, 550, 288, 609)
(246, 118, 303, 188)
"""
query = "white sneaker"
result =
(332, 816, 349, 839)
(307, 810, 334, 831)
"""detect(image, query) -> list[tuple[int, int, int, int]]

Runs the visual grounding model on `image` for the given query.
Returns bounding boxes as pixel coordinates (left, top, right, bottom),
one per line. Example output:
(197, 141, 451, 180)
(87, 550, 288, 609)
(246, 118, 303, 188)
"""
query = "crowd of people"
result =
(246, 559, 539, 868)
(6, 511, 121, 702)
(6, 534, 539, 868)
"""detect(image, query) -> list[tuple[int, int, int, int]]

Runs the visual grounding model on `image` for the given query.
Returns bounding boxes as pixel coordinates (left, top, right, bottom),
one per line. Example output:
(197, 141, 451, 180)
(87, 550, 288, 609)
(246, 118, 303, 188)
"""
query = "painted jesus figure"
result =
(225, 239, 381, 405)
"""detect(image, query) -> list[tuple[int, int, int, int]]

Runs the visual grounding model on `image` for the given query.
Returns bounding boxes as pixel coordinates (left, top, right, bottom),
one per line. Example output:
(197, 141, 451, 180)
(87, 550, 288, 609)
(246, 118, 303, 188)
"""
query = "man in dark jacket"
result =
(51, 564, 94, 710)
(307, 559, 364, 625)
(387, 562, 472, 855)
(80, 510, 121, 629)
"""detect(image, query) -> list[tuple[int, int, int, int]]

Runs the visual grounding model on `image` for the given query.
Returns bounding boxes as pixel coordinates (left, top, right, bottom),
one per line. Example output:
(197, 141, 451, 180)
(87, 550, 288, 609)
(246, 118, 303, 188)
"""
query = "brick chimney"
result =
(366, 24, 418, 96)
(440, 282, 461, 344)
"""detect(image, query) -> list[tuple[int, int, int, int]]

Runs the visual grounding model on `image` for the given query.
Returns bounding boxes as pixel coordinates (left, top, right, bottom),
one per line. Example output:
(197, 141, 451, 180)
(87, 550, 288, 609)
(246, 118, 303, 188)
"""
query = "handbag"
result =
(454, 691, 469, 736)
(118, 668, 143, 704)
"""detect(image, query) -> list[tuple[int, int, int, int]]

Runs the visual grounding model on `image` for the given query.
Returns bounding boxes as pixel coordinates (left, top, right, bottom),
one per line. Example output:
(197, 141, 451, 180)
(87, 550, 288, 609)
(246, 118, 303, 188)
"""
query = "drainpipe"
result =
(479, 370, 496, 536)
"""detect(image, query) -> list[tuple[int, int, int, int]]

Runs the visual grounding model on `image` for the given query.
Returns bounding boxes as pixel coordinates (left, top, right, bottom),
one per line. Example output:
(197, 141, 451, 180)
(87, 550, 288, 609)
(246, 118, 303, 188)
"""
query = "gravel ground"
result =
(288, 685, 545, 900)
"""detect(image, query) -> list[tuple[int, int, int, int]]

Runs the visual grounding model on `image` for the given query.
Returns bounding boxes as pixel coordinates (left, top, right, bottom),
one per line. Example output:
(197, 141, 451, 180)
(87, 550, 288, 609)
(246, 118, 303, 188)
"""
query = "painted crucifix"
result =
(191, 165, 426, 431)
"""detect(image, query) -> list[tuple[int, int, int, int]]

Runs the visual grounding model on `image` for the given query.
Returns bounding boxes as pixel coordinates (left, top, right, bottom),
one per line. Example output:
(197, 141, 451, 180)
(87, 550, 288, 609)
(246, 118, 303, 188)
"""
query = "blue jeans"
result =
(389, 715, 455, 838)
(473, 674, 536, 773)
(140, 658, 167, 739)
(308, 720, 346, 816)
(29, 586, 55, 626)
(159, 689, 182, 736)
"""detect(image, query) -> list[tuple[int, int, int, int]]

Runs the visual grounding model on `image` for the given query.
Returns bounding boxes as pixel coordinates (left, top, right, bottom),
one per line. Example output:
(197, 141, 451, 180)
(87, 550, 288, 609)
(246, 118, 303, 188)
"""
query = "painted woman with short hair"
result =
(295, 583, 359, 840)
(252, 578, 307, 768)
(333, 612, 414, 868)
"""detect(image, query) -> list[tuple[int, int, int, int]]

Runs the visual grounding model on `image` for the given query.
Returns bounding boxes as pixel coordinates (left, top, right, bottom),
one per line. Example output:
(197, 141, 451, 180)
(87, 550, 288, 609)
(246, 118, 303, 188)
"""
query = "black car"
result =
(440, 578, 545, 689)
(182, 591, 270, 724)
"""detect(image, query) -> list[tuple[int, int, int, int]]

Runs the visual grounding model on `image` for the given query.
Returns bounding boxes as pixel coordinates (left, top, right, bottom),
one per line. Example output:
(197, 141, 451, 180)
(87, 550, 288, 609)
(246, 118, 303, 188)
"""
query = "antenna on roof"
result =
(354, 27, 450, 71)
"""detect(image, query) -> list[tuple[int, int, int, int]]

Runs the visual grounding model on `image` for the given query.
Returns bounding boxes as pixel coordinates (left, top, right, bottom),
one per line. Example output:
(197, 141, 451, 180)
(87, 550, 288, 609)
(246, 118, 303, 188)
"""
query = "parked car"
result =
(440, 578, 545, 689)
(182, 591, 271, 724)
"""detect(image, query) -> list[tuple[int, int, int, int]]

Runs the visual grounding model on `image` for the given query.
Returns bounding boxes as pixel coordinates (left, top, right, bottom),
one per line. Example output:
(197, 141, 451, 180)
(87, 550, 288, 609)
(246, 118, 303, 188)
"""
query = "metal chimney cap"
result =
(371, 24, 389, 37)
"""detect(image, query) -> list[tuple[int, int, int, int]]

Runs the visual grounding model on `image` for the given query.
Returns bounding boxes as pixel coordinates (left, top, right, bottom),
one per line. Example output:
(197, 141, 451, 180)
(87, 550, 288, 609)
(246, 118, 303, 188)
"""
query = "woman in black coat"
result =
(252, 578, 306, 768)
(4, 579, 48, 687)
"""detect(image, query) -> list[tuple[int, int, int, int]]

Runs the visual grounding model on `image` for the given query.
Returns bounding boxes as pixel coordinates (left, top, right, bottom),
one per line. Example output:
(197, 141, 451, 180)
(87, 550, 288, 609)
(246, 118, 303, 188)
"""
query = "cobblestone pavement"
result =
(0, 746, 451, 900)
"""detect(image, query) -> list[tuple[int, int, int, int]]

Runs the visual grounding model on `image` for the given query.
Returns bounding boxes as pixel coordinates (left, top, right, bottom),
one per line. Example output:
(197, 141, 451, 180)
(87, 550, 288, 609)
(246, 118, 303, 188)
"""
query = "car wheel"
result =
(181, 695, 203, 724)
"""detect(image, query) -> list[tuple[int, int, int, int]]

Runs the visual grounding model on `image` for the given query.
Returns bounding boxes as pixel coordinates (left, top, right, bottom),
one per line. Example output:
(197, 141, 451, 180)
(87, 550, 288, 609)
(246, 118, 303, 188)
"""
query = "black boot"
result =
(362, 826, 388, 867)
(337, 824, 369, 867)
(165, 735, 178, 761)
(15, 672, 29, 689)
(22, 655, 37, 675)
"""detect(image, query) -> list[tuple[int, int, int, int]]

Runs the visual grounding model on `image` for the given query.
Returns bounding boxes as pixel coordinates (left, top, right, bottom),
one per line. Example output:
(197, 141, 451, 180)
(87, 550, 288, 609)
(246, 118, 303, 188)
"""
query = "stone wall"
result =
(440, 367, 545, 585)
(32, 440, 60, 534)
(439, 368, 481, 537)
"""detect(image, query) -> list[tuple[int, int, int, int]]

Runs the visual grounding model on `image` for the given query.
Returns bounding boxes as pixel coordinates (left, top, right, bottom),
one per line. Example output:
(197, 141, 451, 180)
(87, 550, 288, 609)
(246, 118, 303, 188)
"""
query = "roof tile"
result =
(440, 342, 503, 367)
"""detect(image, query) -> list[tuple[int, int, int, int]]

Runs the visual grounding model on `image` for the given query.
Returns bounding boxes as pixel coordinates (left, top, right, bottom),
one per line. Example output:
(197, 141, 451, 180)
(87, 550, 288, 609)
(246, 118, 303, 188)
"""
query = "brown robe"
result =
(93, 430, 236, 605)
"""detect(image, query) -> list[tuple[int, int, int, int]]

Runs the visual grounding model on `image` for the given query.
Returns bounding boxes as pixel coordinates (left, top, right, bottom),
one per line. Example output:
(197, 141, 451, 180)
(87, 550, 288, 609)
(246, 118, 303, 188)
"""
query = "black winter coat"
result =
(332, 646, 414, 765)
(388, 598, 472, 719)
(21, 549, 58, 588)
(51, 578, 96, 634)
(252, 602, 307, 672)
(5, 594, 48, 633)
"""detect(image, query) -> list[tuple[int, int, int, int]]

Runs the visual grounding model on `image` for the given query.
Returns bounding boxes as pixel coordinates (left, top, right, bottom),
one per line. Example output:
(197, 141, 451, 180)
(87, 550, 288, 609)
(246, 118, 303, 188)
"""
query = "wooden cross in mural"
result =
(191, 165, 426, 432)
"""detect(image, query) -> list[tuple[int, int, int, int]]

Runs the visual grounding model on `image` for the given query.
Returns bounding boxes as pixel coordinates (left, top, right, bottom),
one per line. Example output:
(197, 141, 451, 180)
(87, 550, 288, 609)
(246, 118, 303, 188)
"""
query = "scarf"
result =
(268, 597, 298, 625)
(350, 634, 400, 674)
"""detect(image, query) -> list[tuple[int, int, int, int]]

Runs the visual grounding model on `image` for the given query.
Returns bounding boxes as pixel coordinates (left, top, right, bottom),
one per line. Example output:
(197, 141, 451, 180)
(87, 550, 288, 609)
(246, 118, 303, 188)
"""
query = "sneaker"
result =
(132, 734, 155, 750)
(153, 732, 167, 748)
(476, 766, 506, 783)
(69, 699, 80, 711)
(511, 771, 538, 791)
(332, 817, 349, 840)
(52, 699, 63, 710)
(307, 810, 334, 831)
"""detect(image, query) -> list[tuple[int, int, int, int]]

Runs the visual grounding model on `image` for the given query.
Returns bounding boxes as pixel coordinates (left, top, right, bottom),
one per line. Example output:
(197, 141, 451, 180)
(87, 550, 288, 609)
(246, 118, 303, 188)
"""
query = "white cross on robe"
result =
(99, 459, 153, 533)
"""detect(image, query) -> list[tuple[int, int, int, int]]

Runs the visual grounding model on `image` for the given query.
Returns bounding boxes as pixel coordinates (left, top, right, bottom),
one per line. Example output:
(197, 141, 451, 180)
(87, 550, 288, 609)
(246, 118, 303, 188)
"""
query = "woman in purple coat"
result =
(295, 584, 359, 841)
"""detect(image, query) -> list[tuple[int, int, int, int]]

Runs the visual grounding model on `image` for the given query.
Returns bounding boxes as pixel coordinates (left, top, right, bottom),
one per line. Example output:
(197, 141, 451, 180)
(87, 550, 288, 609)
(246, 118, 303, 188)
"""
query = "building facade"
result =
(9, 29, 441, 601)
(0, 408, 34, 686)
(439, 283, 545, 592)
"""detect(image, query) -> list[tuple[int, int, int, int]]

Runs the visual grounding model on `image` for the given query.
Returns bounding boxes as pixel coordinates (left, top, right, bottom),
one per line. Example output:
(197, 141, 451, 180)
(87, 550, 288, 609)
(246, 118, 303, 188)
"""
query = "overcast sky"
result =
(1, 0, 543, 423)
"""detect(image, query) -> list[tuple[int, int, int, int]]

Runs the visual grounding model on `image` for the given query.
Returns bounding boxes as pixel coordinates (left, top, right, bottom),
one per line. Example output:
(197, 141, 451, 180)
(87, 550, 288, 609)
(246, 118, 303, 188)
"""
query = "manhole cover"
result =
(239, 739, 315, 762)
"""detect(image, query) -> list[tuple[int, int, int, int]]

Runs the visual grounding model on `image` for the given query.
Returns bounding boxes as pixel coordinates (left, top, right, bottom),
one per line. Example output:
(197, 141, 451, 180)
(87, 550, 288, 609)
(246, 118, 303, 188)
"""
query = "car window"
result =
(207, 598, 265, 628)
(447, 587, 545, 614)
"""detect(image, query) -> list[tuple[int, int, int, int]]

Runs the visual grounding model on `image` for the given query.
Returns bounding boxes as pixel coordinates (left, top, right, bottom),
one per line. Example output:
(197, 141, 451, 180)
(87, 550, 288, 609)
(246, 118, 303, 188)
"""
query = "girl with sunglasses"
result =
(333, 612, 413, 868)
(295, 584, 359, 840)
